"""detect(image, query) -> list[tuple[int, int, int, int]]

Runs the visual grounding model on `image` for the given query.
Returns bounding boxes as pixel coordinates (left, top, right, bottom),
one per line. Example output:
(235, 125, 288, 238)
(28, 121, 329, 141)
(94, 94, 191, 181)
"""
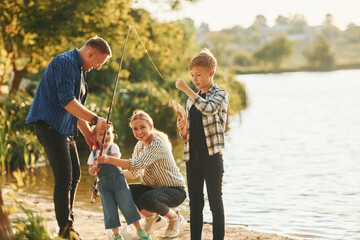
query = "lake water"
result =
(219, 70, 360, 239)
(2, 70, 360, 239)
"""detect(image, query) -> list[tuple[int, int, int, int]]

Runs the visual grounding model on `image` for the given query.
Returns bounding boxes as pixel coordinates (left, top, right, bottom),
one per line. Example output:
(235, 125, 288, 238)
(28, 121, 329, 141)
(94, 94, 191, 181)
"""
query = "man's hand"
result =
(96, 117, 112, 131)
(84, 134, 98, 151)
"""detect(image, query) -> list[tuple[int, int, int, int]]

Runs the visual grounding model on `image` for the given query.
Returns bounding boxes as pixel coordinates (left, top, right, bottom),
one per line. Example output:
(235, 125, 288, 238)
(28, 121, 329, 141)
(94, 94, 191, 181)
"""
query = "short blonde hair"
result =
(85, 36, 112, 57)
(189, 48, 217, 71)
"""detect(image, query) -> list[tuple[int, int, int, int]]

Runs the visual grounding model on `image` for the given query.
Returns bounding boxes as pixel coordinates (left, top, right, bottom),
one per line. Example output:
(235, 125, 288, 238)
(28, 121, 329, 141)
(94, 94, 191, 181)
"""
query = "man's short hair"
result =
(189, 48, 217, 71)
(85, 36, 112, 57)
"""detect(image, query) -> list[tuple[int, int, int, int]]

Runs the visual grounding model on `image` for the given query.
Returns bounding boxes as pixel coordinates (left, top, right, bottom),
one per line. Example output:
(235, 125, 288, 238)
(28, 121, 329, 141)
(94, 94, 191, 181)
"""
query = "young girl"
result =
(97, 110, 187, 238)
(88, 125, 150, 240)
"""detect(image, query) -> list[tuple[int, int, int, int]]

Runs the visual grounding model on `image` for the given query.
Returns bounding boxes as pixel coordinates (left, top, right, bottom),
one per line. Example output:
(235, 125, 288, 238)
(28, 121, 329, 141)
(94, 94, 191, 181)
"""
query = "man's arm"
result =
(65, 99, 96, 122)
(65, 99, 110, 131)
(78, 119, 97, 150)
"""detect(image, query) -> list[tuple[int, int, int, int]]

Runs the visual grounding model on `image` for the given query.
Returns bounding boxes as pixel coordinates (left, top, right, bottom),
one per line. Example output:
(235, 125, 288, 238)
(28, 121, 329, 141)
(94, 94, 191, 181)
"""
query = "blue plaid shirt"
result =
(26, 48, 88, 136)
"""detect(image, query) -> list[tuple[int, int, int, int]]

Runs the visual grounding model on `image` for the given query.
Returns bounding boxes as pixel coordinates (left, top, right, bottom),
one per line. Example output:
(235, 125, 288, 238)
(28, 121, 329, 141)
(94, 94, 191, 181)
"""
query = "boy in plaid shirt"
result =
(176, 48, 228, 240)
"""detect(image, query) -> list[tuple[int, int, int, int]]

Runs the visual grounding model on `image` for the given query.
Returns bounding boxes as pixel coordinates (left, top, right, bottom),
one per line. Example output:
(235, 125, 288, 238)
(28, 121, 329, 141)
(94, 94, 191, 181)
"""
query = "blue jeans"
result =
(98, 164, 141, 229)
(34, 121, 80, 234)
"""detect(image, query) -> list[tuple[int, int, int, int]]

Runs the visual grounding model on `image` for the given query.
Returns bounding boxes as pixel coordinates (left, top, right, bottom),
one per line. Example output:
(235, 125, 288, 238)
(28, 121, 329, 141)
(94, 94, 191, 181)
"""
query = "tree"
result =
(0, 187, 15, 240)
(0, 0, 136, 94)
(343, 23, 360, 43)
(0, 0, 199, 94)
(324, 13, 334, 26)
(252, 15, 268, 28)
(321, 13, 340, 39)
(232, 50, 253, 67)
(253, 34, 294, 69)
(302, 35, 336, 70)
(275, 15, 289, 26)
(287, 14, 307, 34)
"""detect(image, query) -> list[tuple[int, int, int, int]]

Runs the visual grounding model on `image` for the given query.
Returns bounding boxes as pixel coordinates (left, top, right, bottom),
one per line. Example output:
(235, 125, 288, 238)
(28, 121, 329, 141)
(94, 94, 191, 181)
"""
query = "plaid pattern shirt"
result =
(26, 48, 87, 136)
(182, 84, 228, 161)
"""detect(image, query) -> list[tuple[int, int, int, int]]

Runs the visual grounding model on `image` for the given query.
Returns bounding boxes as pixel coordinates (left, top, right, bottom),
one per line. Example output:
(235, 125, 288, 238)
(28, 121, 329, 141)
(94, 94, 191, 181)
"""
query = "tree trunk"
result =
(0, 186, 15, 240)
(9, 63, 28, 95)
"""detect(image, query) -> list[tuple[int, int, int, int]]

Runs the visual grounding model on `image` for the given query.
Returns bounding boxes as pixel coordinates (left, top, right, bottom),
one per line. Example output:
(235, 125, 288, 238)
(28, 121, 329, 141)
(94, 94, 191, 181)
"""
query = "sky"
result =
(134, 0, 360, 31)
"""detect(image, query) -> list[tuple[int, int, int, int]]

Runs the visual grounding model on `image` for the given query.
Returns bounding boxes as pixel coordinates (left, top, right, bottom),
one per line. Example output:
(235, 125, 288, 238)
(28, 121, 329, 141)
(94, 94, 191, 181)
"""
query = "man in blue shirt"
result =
(26, 36, 112, 239)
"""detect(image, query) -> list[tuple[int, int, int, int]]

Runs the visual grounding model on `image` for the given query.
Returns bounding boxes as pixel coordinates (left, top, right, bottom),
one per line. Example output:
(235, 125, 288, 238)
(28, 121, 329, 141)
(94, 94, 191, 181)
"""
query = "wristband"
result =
(91, 116, 98, 125)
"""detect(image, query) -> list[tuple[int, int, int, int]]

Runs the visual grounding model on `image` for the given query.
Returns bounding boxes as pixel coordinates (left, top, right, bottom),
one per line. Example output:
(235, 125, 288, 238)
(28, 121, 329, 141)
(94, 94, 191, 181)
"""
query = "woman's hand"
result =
(97, 155, 107, 164)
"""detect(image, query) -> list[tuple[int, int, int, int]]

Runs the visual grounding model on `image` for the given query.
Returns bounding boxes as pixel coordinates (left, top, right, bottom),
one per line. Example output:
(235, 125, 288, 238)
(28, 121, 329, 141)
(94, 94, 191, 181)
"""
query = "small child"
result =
(88, 125, 150, 240)
(175, 48, 228, 240)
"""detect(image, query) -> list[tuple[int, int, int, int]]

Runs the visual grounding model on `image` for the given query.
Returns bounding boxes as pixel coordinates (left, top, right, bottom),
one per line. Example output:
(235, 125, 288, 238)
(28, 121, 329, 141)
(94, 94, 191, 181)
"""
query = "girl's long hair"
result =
(130, 110, 172, 151)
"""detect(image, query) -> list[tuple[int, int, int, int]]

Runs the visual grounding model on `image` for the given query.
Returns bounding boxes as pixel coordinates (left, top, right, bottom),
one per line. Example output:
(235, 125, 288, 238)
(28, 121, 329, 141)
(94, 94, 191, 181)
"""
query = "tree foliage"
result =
(253, 34, 294, 69)
(0, 0, 135, 93)
(0, 0, 199, 94)
(302, 35, 336, 70)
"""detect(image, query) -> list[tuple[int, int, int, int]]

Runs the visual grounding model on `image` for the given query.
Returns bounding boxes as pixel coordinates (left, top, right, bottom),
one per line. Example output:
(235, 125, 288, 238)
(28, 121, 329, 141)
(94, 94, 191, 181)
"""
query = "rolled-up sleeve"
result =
(53, 59, 77, 108)
(194, 89, 228, 116)
(129, 141, 165, 172)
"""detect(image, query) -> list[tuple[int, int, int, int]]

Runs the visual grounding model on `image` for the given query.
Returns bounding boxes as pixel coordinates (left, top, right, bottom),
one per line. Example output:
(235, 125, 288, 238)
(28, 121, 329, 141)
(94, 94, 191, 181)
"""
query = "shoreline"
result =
(3, 189, 300, 240)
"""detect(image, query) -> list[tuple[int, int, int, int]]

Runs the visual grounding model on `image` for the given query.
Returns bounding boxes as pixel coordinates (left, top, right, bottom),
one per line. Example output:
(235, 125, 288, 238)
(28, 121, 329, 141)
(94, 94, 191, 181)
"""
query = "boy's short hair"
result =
(189, 48, 217, 71)
(85, 36, 112, 57)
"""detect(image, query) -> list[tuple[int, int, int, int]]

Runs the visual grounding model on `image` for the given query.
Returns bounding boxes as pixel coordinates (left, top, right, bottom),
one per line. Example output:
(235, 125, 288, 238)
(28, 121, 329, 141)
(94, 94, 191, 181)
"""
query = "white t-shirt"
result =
(87, 143, 121, 165)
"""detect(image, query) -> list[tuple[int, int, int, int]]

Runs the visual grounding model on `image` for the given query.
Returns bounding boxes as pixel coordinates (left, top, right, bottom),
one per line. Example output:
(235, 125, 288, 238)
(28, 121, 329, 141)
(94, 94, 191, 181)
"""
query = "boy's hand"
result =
(177, 116, 186, 130)
(97, 155, 107, 164)
(176, 78, 189, 92)
(177, 117, 187, 140)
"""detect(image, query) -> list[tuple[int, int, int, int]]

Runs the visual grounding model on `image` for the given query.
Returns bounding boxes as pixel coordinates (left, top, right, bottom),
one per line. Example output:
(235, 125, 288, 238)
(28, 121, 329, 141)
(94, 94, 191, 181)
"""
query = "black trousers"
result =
(34, 121, 81, 234)
(186, 149, 225, 240)
(129, 184, 186, 216)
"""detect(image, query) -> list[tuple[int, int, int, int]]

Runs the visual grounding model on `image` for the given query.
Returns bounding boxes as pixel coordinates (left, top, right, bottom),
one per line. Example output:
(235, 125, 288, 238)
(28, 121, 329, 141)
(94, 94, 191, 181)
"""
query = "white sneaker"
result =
(144, 214, 157, 234)
(164, 212, 184, 238)
(153, 216, 168, 232)
(144, 214, 168, 234)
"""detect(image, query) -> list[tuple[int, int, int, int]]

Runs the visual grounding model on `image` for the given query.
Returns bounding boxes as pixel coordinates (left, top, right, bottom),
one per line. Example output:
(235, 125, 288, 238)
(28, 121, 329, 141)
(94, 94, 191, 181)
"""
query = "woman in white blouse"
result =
(98, 110, 186, 238)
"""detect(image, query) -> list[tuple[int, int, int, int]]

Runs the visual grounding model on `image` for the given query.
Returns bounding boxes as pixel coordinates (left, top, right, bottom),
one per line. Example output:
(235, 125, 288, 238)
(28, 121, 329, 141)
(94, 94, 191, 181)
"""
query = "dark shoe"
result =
(59, 227, 82, 240)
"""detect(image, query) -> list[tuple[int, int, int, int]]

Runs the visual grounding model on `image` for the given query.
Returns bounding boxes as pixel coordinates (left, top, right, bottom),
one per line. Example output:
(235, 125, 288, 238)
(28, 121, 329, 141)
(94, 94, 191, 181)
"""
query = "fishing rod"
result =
(90, 24, 168, 202)
(90, 24, 132, 203)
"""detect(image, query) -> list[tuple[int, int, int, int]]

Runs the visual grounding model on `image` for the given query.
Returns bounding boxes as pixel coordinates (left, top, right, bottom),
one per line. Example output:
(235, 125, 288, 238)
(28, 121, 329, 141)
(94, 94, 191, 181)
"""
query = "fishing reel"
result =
(90, 180, 99, 203)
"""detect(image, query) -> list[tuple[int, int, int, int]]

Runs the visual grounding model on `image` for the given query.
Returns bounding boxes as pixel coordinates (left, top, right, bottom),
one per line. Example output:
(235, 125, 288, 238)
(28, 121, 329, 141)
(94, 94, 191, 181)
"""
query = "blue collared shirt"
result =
(26, 48, 88, 136)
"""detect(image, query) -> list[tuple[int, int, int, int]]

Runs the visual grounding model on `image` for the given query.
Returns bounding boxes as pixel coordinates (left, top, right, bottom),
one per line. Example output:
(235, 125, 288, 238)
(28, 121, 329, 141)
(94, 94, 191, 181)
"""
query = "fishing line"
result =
(131, 25, 167, 81)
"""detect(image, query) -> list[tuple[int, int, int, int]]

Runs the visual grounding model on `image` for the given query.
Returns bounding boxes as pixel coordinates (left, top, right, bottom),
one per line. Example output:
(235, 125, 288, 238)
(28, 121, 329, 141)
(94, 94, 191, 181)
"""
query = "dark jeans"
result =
(34, 121, 81, 234)
(187, 149, 225, 240)
(129, 184, 186, 216)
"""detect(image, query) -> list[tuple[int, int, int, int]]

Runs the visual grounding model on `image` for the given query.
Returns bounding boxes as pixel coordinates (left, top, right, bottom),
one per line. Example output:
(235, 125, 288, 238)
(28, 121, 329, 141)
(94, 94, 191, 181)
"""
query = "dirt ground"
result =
(4, 190, 299, 240)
